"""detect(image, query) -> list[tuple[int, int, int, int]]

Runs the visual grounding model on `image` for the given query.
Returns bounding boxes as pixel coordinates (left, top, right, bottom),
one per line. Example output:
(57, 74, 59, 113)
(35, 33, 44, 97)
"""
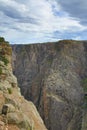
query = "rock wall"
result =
(0, 39, 47, 130)
(12, 40, 87, 130)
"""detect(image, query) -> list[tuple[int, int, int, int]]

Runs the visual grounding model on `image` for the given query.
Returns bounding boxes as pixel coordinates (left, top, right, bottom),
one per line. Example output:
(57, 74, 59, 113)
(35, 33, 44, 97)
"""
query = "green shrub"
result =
(82, 78, 87, 92)
(7, 88, 12, 94)
(83, 95, 87, 109)
(0, 67, 2, 75)
(47, 56, 53, 65)
(0, 56, 9, 65)
(0, 37, 5, 42)
(5, 41, 10, 46)
(82, 78, 87, 109)
(2, 57, 9, 65)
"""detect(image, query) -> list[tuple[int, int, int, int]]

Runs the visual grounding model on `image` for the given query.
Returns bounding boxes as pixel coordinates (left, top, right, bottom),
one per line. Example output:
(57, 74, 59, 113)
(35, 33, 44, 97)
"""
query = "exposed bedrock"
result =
(0, 39, 47, 130)
(12, 40, 87, 130)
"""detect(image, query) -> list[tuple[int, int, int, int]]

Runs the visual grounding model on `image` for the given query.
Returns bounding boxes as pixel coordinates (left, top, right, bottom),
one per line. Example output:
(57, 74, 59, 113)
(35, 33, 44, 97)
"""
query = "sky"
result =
(0, 0, 87, 44)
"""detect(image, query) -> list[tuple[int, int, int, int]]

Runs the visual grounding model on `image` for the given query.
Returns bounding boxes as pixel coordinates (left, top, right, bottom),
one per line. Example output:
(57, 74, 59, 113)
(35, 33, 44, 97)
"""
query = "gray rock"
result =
(12, 40, 87, 130)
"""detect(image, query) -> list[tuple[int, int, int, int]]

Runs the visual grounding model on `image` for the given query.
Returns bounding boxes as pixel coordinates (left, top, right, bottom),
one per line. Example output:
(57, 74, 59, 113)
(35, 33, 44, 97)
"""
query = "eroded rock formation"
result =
(12, 40, 87, 130)
(0, 38, 47, 130)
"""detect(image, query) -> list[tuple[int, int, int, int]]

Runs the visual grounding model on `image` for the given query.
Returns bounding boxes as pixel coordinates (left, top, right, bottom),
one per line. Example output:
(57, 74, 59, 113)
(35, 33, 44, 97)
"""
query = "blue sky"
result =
(0, 0, 87, 44)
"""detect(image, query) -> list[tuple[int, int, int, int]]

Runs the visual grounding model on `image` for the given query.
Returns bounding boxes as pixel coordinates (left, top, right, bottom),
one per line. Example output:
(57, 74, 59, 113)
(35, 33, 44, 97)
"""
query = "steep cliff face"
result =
(0, 39, 47, 130)
(12, 40, 87, 130)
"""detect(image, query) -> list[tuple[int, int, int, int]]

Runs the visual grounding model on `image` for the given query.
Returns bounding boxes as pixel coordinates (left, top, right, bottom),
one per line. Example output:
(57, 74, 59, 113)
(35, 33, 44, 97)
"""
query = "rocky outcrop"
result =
(0, 38, 47, 130)
(12, 40, 87, 130)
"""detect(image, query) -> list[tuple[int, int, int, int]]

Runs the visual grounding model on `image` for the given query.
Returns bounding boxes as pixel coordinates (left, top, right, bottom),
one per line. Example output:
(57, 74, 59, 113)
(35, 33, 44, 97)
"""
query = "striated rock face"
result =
(0, 39, 47, 130)
(12, 40, 87, 130)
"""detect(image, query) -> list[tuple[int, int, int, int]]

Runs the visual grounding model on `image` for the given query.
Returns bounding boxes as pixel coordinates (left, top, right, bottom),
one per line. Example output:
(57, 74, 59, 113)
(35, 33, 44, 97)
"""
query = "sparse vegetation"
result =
(0, 37, 12, 65)
(47, 56, 53, 65)
(59, 40, 74, 44)
(0, 37, 9, 46)
(0, 37, 5, 42)
(82, 78, 87, 92)
(55, 40, 81, 52)
(82, 78, 87, 109)
(7, 88, 12, 94)
(0, 55, 9, 65)
(0, 37, 12, 55)
(84, 96, 87, 109)
(0, 67, 2, 75)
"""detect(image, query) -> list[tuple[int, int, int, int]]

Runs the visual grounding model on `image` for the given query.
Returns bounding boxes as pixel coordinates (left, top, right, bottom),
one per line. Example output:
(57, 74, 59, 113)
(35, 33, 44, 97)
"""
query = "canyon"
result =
(12, 40, 87, 130)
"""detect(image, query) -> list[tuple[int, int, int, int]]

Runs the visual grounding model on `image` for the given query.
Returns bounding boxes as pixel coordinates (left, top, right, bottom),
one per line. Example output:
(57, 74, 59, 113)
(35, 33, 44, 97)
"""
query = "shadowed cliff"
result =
(12, 40, 87, 130)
